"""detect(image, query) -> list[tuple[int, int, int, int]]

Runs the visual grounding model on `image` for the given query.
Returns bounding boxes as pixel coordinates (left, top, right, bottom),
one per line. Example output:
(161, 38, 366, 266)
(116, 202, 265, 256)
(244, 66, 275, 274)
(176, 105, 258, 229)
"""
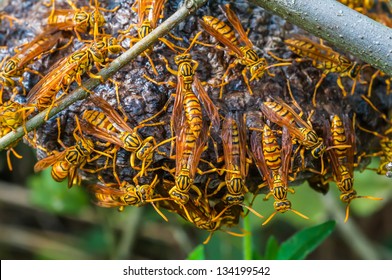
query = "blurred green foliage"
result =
(187, 221, 336, 260)
(27, 169, 89, 215)
(20, 158, 390, 260)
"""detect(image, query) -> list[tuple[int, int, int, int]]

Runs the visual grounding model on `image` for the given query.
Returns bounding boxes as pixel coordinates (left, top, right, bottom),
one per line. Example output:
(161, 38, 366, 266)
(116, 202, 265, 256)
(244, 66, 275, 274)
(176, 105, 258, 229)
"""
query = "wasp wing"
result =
(88, 94, 136, 135)
(151, 0, 165, 28)
(193, 76, 220, 133)
(34, 150, 67, 172)
(250, 130, 273, 189)
(198, 18, 244, 58)
(280, 126, 293, 187)
(222, 4, 253, 49)
(26, 57, 78, 104)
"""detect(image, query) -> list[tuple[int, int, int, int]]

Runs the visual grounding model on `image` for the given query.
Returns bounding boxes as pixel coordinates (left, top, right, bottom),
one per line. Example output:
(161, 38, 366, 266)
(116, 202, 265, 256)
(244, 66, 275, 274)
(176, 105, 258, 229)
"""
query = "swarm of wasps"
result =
(0, 0, 391, 243)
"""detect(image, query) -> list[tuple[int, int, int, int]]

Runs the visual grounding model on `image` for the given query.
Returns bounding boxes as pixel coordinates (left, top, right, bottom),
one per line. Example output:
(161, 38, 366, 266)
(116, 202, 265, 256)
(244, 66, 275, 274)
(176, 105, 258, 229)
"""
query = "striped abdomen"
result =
(330, 115, 348, 159)
(262, 124, 281, 173)
(183, 90, 203, 138)
(263, 101, 297, 126)
(285, 39, 323, 61)
(51, 161, 69, 182)
(83, 110, 115, 131)
(202, 15, 238, 46)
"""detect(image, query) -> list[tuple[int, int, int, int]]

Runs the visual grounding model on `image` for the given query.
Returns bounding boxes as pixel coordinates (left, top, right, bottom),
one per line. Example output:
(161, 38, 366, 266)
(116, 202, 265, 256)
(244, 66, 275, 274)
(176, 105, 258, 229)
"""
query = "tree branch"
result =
(0, 0, 208, 151)
(250, 0, 392, 75)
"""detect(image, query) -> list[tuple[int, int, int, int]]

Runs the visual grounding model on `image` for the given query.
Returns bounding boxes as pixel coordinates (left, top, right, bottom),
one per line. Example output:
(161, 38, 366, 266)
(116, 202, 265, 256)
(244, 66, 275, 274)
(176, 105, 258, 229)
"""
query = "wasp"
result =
(34, 116, 111, 188)
(119, 0, 166, 74)
(199, 4, 290, 97)
(144, 32, 220, 139)
(207, 113, 249, 203)
(357, 95, 392, 177)
(251, 126, 309, 225)
(282, 35, 363, 106)
(90, 175, 169, 221)
(162, 185, 245, 244)
(260, 96, 325, 163)
(46, 0, 115, 40)
(0, 27, 68, 101)
(81, 94, 171, 183)
(26, 36, 120, 114)
(189, 198, 245, 244)
(0, 97, 32, 171)
(119, 0, 184, 75)
(217, 112, 249, 205)
(0, 124, 23, 172)
(162, 120, 209, 205)
(204, 112, 263, 219)
(324, 113, 382, 222)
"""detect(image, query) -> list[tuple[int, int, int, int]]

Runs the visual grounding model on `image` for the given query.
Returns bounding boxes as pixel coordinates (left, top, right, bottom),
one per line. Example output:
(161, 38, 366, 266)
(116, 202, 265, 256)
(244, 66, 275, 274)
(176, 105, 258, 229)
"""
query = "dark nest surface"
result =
(1, 0, 391, 245)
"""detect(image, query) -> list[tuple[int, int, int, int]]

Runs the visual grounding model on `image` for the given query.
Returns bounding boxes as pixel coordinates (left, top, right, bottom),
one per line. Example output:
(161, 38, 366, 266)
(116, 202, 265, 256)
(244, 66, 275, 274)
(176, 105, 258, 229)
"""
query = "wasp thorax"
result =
(175, 173, 193, 191)
(249, 59, 267, 80)
(121, 132, 141, 151)
(77, 139, 92, 155)
(138, 24, 152, 39)
(337, 175, 354, 194)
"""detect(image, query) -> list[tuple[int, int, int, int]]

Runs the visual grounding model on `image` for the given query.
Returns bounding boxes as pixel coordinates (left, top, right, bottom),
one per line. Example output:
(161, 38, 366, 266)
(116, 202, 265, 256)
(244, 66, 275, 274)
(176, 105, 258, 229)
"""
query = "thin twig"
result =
(0, 0, 208, 151)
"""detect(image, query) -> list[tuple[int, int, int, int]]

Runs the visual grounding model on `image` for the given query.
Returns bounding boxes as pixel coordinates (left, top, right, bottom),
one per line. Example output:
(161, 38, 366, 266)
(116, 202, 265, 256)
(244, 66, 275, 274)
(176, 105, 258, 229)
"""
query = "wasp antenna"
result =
(181, 204, 193, 223)
(224, 229, 248, 238)
(290, 208, 309, 220)
(211, 203, 234, 222)
(241, 204, 264, 219)
(203, 231, 214, 245)
(185, 30, 204, 54)
(262, 211, 278, 226)
(150, 201, 169, 222)
(357, 195, 383, 201)
(344, 203, 350, 223)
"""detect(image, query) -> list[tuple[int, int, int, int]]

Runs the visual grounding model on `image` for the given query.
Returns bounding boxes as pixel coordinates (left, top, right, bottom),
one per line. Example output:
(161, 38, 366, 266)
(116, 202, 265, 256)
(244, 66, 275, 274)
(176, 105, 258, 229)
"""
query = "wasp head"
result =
(249, 59, 267, 81)
(339, 189, 357, 204)
(174, 53, 192, 65)
(222, 193, 244, 205)
(273, 199, 291, 213)
(169, 187, 190, 205)
(311, 140, 326, 158)
(349, 63, 362, 79)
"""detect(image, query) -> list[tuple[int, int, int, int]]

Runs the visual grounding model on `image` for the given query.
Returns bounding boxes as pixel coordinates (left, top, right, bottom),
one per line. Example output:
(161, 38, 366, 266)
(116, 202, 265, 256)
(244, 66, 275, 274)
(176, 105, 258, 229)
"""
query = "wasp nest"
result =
(0, 0, 391, 234)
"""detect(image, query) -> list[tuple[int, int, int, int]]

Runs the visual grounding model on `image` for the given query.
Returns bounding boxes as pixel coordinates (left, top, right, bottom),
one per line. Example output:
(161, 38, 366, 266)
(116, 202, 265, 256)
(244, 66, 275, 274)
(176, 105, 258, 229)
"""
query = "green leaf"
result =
(27, 169, 89, 215)
(264, 235, 280, 260)
(277, 220, 336, 260)
(187, 245, 205, 260)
